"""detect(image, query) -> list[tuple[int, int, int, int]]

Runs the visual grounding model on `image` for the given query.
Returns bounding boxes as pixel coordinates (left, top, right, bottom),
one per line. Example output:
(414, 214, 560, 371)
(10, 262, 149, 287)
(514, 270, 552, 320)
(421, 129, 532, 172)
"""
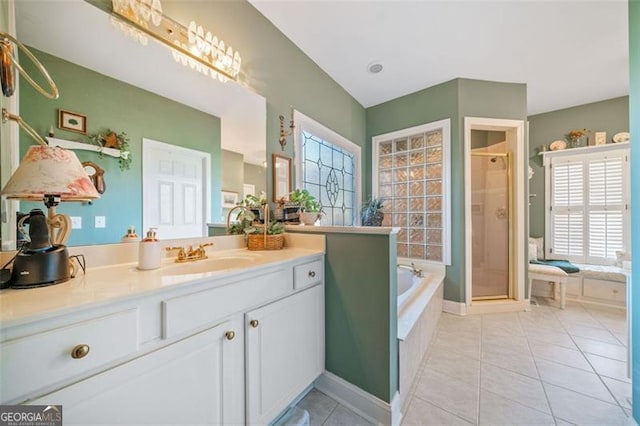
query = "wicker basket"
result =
(247, 233, 284, 251)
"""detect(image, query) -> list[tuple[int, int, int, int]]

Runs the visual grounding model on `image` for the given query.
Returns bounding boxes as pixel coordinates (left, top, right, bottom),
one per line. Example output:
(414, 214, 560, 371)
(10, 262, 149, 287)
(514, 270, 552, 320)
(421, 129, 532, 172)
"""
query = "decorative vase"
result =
(569, 136, 587, 148)
(300, 211, 320, 226)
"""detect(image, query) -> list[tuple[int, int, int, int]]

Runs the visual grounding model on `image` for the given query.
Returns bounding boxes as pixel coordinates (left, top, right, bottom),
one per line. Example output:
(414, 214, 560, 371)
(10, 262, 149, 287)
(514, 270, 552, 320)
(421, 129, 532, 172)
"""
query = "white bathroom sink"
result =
(162, 255, 258, 276)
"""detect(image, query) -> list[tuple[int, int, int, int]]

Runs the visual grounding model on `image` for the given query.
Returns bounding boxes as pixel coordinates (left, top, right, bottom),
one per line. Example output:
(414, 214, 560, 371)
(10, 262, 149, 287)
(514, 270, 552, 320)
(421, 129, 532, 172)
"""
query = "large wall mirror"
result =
(0, 0, 266, 250)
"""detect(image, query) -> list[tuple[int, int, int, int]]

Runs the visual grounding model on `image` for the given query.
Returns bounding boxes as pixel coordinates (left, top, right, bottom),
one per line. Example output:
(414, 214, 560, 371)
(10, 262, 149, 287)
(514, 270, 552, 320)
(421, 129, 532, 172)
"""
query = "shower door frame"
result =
(469, 151, 513, 300)
(464, 117, 527, 312)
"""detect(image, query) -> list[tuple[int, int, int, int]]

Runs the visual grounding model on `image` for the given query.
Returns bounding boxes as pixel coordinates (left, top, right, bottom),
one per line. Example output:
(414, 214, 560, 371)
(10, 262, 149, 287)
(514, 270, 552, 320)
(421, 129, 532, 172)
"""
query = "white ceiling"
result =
(249, 0, 629, 115)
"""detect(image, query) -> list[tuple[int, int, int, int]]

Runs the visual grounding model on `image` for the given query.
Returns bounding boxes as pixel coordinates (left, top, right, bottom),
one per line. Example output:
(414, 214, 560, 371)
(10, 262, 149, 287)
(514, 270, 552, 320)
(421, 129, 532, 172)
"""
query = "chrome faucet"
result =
(397, 262, 423, 278)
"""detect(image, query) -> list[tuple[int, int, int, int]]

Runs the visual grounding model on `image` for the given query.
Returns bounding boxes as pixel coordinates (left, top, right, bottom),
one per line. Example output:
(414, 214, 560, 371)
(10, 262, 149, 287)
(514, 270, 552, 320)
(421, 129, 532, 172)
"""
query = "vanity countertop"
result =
(0, 246, 324, 327)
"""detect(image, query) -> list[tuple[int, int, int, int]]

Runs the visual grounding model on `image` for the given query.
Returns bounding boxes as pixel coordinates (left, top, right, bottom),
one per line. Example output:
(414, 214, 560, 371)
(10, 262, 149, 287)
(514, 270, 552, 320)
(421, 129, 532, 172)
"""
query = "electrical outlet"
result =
(71, 216, 82, 229)
(95, 216, 106, 228)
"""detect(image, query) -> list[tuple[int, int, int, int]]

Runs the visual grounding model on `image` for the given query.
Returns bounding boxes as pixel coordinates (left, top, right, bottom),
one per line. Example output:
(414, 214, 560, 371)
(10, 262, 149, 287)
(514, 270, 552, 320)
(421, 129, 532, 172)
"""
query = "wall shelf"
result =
(47, 137, 122, 158)
(539, 141, 629, 162)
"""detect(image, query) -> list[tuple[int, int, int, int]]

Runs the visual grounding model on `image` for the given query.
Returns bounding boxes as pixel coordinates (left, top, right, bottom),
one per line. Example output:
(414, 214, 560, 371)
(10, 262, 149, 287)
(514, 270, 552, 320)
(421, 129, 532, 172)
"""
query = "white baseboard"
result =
(466, 300, 530, 315)
(314, 371, 401, 426)
(442, 300, 467, 315)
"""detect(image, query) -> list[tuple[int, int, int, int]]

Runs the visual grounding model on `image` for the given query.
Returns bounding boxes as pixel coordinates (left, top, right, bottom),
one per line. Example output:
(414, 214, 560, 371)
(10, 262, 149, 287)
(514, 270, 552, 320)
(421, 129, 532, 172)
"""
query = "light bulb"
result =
(140, 0, 151, 21)
(187, 21, 197, 44)
(150, 0, 162, 26)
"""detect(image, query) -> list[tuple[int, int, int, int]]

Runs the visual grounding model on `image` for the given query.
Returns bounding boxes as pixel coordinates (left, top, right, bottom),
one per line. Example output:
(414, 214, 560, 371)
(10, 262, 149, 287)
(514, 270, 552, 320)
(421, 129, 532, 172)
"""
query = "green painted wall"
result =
(222, 150, 245, 196)
(628, 0, 639, 422)
(19, 49, 221, 246)
(244, 163, 267, 197)
(528, 97, 629, 238)
(367, 80, 461, 301)
(158, 0, 367, 197)
(290, 230, 397, 402)
(366, 78, 526, 303)
(471, 130, 506, 150)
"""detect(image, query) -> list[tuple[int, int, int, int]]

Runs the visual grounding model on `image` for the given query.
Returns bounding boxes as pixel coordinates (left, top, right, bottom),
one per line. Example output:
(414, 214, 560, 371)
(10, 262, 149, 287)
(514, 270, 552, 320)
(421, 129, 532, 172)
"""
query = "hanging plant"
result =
(85, 129, 132, 170)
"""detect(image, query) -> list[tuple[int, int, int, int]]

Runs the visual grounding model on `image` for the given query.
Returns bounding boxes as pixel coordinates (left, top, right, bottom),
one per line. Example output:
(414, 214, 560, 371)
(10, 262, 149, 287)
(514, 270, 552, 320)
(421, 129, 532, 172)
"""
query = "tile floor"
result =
(295, 299, 634, 425)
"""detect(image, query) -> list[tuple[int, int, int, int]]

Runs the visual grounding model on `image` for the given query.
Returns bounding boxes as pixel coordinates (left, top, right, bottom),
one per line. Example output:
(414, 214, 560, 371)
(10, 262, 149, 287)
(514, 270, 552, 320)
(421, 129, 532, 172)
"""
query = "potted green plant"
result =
(239, 191, 267, 222)
(86, 129, 132, 170)
(244, 220, 285, 250)
(361, 197, 385, 226)
(289, 189, 323, 225)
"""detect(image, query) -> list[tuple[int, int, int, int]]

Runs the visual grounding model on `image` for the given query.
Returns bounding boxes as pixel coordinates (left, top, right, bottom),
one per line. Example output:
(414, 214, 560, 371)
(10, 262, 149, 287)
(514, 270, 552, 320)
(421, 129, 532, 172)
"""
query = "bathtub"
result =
(396, 258, 445, 414)
(397, 267, 422, 308)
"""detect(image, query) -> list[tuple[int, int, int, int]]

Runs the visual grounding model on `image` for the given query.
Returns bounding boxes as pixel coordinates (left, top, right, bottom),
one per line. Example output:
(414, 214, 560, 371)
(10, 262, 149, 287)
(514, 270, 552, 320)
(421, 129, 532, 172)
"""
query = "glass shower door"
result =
(471, 152, 512, 300)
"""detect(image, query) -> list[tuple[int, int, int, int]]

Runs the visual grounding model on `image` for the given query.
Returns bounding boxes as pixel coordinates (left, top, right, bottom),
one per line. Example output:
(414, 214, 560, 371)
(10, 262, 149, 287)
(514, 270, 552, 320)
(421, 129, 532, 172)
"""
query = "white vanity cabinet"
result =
(31, 317, 245, 425)
(0, 253, 325, 425)
(246, 284, 324, 425)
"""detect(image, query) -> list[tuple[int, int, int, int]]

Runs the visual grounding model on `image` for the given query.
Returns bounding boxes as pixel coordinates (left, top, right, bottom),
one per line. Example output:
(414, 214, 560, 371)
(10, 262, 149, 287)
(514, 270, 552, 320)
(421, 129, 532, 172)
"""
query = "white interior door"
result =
(143, 139, 211, 239)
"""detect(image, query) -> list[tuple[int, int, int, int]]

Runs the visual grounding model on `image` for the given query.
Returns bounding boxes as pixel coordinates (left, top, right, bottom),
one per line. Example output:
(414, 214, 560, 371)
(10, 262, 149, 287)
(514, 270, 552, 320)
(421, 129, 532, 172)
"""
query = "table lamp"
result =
(2, 145, 100, 245)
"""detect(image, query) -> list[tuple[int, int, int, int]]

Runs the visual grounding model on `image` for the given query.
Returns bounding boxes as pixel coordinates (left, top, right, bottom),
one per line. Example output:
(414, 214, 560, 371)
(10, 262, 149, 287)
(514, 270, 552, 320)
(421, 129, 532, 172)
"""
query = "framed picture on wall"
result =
(272, 154, 292, 202)
(221, 190, 238, 208)
(58, 109, 87, 134)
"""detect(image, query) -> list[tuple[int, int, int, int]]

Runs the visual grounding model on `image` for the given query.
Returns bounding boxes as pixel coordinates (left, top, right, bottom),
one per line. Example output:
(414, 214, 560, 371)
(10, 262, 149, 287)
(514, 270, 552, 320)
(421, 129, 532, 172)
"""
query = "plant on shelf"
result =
(239, 191, 267, 222)
(289, 189, 323, 225)
(86, 129, 132, 170)
(289, 189, 322, 212)
(361, 197, 385, 226)
(565, 128, 590, 148)
(239, 191, 267, 209)
(227, 208, 255, 235)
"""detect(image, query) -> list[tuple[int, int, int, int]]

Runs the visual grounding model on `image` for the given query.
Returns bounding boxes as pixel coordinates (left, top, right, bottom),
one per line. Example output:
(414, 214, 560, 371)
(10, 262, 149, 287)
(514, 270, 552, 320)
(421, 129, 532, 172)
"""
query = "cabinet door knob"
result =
(71, 344, 90, 359)
(250, 319, 259, 328)
(308, 271, 316, 278)
(225, 331, 236, 340)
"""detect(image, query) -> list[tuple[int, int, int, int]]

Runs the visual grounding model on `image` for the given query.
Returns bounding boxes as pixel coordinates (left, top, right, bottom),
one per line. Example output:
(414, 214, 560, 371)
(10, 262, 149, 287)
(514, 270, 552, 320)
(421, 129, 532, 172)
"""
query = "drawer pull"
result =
(225, 331, 236, 340)
(250, 319, 259, 328)
(71, 344, 90, 359)
(308, 271, 316, 278)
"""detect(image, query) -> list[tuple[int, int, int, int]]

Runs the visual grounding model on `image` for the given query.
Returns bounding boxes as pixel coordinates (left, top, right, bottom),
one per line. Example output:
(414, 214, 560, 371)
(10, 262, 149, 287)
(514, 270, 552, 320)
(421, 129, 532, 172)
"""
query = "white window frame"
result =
(293, 110, 362, 225)
(543, 144, 630, 265)
(371, 119, 451, 265)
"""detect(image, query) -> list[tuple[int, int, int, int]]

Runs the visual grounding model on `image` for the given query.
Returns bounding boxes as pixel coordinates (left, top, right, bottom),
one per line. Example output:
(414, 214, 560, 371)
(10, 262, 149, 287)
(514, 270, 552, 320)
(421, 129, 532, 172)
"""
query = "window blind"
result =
(546, 149, 628, 264)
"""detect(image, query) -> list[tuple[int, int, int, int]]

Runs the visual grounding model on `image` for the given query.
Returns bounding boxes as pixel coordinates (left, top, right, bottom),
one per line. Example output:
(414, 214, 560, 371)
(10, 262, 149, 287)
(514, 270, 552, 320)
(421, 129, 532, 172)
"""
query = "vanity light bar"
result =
(110, 0, 241, 81)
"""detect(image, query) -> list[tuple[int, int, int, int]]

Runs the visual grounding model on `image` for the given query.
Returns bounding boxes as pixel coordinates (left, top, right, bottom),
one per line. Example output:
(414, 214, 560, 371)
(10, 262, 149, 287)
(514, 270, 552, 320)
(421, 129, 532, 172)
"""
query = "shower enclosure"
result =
(470, 149, 513, 300)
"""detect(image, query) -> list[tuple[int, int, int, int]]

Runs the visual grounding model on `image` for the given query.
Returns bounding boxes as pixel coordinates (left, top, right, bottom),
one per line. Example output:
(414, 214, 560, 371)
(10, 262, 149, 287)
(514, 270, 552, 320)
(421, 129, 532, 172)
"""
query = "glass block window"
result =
(295, 111, 361, 227)
(374, 119, 451, 264)
(301, 131, 356, 226)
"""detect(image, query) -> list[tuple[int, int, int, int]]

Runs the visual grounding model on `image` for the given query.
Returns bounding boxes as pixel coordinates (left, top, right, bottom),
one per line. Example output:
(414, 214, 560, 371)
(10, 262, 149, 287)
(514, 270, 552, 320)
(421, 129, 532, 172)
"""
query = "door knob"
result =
(308, 271, 316, 278)
(250, 319, 259, 328)
(225, 331, 235, 340)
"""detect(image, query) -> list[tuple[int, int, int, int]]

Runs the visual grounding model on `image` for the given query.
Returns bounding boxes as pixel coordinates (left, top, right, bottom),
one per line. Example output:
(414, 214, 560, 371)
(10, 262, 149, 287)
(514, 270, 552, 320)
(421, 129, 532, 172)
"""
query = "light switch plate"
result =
(95, 216, 106, 228)
(71, 216, 82, 229)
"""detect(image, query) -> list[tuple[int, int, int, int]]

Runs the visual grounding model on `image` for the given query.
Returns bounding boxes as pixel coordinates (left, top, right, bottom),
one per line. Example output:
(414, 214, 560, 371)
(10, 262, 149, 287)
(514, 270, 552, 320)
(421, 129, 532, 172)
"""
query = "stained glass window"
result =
(301, 131, 356, 226)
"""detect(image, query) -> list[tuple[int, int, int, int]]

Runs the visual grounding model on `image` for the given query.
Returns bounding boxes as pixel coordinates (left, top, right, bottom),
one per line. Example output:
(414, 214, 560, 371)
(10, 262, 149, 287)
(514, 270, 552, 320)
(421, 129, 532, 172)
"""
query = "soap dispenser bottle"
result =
(138, 228, 161, 270)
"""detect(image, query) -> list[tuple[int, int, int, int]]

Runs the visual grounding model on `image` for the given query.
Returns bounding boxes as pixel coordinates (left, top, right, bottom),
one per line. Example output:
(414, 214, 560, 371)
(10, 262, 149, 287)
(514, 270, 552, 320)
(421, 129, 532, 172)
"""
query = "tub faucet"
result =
(398, 262, 423, 278)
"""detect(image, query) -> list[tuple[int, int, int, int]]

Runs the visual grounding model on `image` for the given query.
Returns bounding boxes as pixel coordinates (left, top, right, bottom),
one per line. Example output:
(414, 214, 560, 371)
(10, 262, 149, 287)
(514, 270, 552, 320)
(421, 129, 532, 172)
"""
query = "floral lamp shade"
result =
(1, 146, 100, 200)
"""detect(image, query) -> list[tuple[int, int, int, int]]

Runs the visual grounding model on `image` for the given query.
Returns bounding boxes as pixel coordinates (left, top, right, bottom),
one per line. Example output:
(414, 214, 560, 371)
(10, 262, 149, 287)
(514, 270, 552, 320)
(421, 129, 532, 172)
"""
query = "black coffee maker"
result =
(11, 209, 70, 288)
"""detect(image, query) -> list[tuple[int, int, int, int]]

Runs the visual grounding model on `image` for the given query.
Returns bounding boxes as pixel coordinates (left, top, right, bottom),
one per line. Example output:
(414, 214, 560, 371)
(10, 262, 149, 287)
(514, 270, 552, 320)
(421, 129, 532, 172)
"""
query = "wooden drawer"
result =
(583, 279, 626, 303)
(163, 268, 291, 339)
(0, 309, 138, 403)
(293, 259, 323, 290)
